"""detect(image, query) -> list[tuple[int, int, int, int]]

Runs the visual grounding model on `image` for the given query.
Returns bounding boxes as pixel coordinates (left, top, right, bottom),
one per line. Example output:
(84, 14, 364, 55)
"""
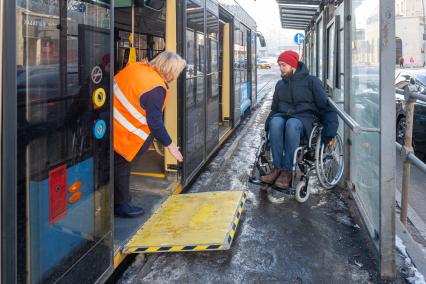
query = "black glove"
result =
(321, 136, 333, 146)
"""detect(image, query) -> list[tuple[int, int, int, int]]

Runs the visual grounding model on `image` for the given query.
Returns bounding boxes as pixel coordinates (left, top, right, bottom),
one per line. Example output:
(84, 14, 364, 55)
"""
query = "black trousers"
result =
(114, 135, 153, 206)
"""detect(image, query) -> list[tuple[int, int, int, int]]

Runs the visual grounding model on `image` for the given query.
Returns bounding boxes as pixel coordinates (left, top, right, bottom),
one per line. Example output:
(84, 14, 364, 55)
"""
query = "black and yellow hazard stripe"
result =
(126, 244, 225, 253)
(225, 190, 247, 248)
(125, 191, 248, 254)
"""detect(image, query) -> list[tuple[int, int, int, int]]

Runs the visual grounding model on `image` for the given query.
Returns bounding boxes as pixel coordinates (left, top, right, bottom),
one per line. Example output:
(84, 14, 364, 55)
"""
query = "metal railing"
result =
(327, 97, 381, 134)
(395, 87, 426, 225)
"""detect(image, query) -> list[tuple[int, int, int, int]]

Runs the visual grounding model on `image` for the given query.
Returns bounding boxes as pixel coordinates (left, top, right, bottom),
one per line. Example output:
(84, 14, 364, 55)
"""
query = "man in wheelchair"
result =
(260, 50, 339, 189)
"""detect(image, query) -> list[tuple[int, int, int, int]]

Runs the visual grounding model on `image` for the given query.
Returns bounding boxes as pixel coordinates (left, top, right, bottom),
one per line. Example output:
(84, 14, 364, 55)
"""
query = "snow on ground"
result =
(396, 236, 426, 284)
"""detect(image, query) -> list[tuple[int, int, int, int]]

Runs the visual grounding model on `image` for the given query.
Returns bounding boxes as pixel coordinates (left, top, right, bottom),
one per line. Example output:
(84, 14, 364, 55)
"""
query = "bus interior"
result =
(113, 2, 173, 252)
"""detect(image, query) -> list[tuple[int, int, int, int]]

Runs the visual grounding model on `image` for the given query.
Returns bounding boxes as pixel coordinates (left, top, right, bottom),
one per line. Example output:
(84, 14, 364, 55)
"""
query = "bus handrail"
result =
(327, 97, 381, 134)
(395, 142, 426, 174)
(396, 86, 426, 226)
(396, 87, 426, 102)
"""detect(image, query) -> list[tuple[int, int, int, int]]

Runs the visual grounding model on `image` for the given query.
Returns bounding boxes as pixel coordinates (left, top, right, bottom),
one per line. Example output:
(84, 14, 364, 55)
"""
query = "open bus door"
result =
(112, 0, 249, 262)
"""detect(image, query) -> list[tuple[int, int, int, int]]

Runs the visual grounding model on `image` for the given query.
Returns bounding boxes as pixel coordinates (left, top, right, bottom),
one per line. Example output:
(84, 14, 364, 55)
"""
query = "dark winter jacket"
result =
(266, 62, 338, 139)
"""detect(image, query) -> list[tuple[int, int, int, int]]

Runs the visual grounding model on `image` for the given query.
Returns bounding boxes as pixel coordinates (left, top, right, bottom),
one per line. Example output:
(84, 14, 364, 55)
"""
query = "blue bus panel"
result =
(16, 1, 113, 283)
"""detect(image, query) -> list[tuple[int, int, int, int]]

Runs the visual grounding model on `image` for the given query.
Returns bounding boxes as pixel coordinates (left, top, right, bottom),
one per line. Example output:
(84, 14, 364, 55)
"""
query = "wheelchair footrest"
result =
(248, 176, 264, 185)
(270, 186, 295, 195)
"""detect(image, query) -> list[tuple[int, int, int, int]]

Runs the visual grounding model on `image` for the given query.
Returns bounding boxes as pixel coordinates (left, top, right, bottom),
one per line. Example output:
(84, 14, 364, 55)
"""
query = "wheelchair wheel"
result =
(295, 181, 310, 203)
(249, 137, 272, 185)
(315, 133, 344, 189)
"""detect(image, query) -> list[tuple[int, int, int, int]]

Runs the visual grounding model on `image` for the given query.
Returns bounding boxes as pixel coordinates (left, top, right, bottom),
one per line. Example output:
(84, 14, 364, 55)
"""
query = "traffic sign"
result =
(294, 33, 305, 45)
(79, 3, 86, 13)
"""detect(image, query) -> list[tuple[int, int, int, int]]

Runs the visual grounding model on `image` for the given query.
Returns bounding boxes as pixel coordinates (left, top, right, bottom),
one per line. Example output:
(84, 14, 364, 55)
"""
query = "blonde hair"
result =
(149, 51, 186, 82)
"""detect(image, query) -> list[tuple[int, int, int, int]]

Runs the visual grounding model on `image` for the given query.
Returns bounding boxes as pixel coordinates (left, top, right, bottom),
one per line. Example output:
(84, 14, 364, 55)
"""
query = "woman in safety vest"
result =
(114, 51, 186, 217)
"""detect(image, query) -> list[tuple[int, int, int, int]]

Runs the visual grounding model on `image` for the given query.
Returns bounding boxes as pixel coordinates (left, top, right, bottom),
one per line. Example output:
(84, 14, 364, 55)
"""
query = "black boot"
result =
(115, 203, 145, 218)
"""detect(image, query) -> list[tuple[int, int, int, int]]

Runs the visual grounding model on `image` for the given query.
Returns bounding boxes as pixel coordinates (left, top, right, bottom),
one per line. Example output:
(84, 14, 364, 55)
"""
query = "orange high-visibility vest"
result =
(113, 62, 168, 161)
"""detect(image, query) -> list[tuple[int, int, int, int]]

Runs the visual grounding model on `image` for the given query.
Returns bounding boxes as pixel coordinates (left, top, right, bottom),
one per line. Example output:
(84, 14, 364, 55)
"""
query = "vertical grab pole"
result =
(164, 0, 179, 173)
(127, 0, 137, 63)
(400, 93, 416, 226)
(132, 0, 135, 47)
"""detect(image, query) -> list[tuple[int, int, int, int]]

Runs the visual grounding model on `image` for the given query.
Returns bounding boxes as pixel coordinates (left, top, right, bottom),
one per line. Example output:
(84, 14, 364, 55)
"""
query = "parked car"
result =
(257, 59, 272, 69)
(395, 69, 426, 159)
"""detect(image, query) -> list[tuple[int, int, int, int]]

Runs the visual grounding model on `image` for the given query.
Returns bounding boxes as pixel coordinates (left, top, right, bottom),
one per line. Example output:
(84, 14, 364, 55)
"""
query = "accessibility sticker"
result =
(91, 66, 103, 84)
(93, 120, 107, 139)
(92, 88, 106, 108)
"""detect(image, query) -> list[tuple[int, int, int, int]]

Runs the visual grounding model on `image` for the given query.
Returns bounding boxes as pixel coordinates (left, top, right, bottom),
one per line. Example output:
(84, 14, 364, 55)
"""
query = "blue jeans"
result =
(269, 116, 303, 171)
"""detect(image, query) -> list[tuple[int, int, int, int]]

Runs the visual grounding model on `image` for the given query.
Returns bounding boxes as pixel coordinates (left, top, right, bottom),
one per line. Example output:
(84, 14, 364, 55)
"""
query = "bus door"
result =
(112, 0, 248, 260)
(218, 18, 232, 141)
(114, 0, 180, 259)
(16, 1, 113, 282)
(114, 3, 167, 180)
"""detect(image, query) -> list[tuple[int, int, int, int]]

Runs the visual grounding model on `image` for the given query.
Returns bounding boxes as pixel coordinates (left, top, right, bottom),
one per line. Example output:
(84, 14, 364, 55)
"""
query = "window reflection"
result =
(312, 29, 317, 76)
(327, 23, 335, 84)
(234, 22, 250, 116)
(205, 6, 220, 153)
(17, 0, 112, 282)
(185, 0, 206, 178)
(350, 0, 380, 234)
(317, 17, 323, 81)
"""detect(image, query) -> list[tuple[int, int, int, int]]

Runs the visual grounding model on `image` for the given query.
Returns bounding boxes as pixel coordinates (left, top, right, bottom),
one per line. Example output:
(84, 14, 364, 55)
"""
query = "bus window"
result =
(17, 1, 112, 282)
(206, 1, 220, 154)
(326, 21, 335, 87)
(184, 0, 206, 179)
(316, 15, 324, 82)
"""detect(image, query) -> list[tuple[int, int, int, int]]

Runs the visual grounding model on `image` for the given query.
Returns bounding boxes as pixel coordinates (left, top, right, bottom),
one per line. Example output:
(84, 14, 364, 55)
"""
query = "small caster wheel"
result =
(295, 181, 310, 203)
(267, 187, 286, 204)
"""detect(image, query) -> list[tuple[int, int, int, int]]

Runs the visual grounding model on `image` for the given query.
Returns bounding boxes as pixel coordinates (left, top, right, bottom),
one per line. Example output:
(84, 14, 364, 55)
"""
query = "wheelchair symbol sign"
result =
(294, 33, 305, 45)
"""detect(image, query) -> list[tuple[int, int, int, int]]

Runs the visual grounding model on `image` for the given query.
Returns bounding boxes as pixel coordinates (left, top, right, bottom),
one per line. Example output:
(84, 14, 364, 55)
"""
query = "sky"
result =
(235, 0, 305, 53)
(236, 0, 282, 31)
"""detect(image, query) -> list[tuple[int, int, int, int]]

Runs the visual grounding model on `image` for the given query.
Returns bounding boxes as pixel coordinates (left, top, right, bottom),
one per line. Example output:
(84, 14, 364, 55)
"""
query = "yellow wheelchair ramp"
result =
(124, 191, 247, 253)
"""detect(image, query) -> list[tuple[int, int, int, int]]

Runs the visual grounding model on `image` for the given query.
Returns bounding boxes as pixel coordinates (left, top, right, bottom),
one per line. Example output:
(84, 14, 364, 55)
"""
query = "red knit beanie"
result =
(277, 50, 299, 69)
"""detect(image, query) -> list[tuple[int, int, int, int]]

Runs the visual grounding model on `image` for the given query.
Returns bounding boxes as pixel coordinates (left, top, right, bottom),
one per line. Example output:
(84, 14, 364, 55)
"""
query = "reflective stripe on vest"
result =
(113, 106, 149, 140)
(114, 81, 147, 125)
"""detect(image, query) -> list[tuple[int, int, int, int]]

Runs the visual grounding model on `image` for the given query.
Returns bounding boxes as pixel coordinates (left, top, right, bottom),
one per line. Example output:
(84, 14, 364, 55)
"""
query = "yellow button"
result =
(92, 88, 106, 108)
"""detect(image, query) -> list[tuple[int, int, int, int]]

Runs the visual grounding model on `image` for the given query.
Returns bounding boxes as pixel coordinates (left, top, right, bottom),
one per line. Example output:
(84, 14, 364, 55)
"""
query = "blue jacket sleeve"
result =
(140, 87, 172, 147)
(310, 76, 339, 138)
(311, 76, 328, 113)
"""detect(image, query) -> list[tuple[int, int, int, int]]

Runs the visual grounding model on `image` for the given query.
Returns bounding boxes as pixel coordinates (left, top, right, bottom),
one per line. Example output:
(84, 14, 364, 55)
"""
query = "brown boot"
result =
(274, 169, 292, 189)
(260, 168, 281, 184)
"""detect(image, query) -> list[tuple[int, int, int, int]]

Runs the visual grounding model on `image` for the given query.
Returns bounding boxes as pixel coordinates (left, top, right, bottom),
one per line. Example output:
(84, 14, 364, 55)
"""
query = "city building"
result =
(395, 0, 426, 67)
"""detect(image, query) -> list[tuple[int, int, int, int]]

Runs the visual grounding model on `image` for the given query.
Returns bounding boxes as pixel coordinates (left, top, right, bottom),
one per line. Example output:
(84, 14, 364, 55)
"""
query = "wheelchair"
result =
(249, 122, 344, 203)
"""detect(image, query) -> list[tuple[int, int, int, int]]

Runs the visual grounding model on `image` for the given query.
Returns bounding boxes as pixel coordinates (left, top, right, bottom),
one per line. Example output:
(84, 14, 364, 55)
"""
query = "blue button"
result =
(93, 120, 107, 139)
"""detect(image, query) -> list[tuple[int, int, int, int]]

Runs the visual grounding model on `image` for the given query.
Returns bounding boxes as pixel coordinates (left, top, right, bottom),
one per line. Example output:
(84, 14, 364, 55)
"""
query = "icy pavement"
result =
(119, 90, 407, 284)
(396, 236, 426, 284)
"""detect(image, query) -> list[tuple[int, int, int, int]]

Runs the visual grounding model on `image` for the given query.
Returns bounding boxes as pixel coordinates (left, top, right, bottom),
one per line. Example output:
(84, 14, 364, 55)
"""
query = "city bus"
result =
(0, 0, 265, 282)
